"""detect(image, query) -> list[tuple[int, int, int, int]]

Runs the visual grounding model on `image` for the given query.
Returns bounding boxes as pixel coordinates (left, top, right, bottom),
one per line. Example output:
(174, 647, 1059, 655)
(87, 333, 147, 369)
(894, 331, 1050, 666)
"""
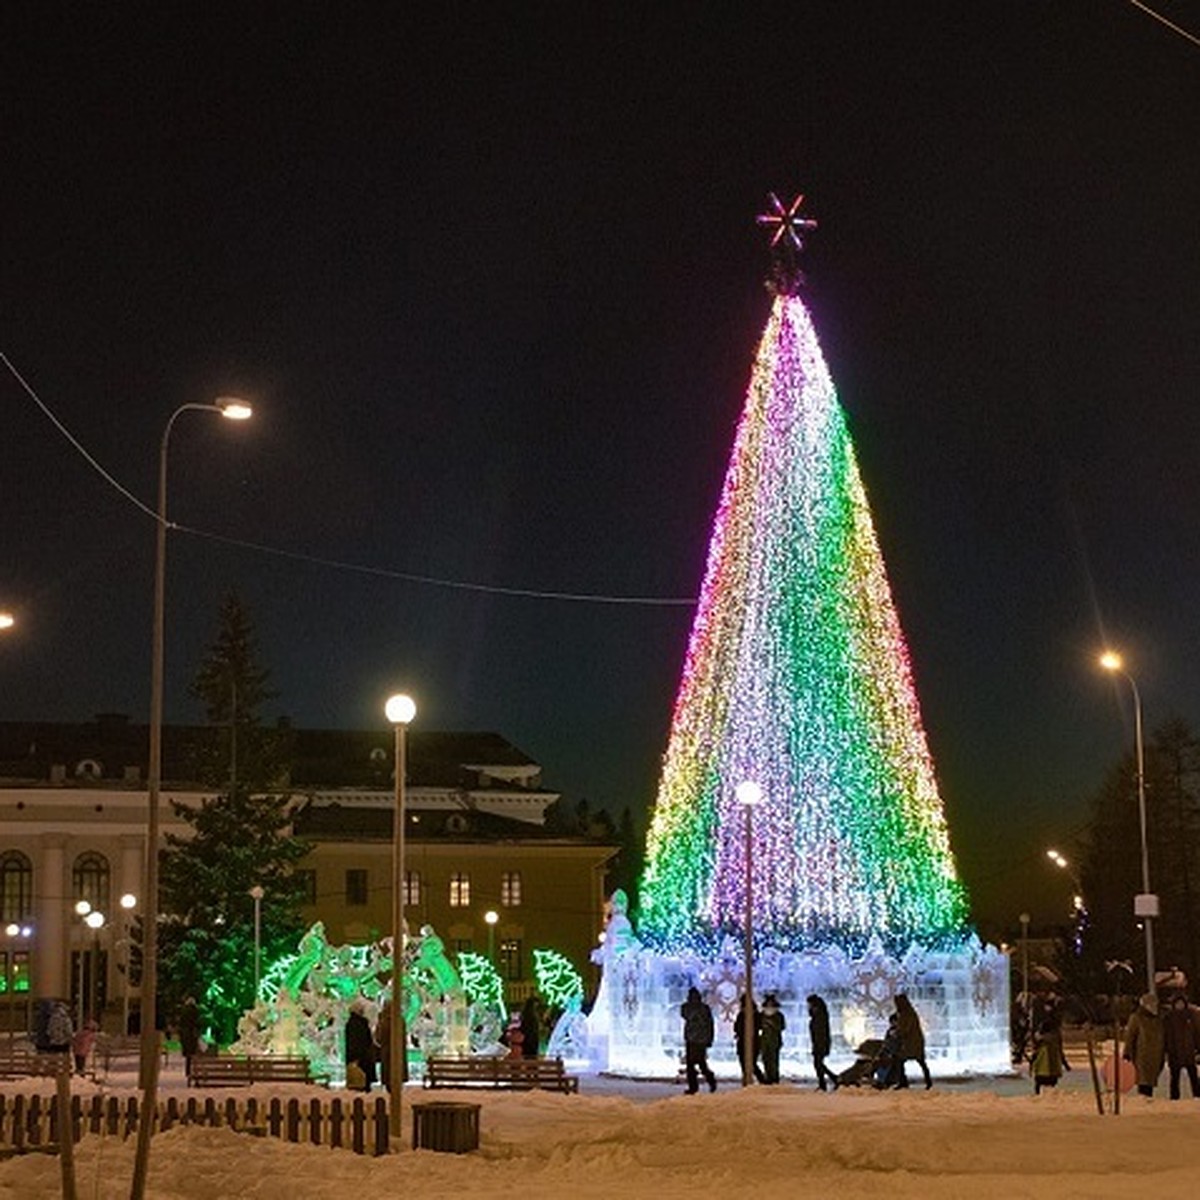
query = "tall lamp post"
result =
(736, 780, 763, 1087)
(249, 886, 265, 1002)
(132, 397, 252, 1200)
(1018, 912, 1031, 1031)
(118, 893, 137, 1037)
(385, 692, 416, 1140)
(1099, 650, 1157, 996)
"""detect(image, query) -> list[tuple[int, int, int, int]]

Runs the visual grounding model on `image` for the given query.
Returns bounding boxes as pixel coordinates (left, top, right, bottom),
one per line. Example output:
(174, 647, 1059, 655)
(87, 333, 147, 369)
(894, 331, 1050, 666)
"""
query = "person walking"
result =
(1123, 992, 1166, 1097)
(894, 993, 932, 1089)
(1030, 1013, 1070, 1094)
(344, 1003, 378, 1092)
(679, 986, 717, 1094)
(72, 1017, 98, 1076)
(519, 994, 543, 1059)
(733, 995, 766, 1084)
(759, 993, 786, 1084)
(45, 999, 73, 1055)
(806, 994, 838, 1091)
(1162, 994, 1200, 1100)
(178, 995, 200, 1082)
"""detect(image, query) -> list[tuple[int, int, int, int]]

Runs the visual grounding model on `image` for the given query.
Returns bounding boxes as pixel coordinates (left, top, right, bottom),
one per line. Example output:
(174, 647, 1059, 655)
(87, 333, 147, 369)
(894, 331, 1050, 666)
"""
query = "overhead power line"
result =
(3, 350, 698, 608)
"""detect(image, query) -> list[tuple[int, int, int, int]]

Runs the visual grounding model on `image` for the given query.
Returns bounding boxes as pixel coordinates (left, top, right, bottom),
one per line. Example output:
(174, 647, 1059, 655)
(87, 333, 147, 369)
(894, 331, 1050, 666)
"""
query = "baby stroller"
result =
(837, 1038, 885, 1087)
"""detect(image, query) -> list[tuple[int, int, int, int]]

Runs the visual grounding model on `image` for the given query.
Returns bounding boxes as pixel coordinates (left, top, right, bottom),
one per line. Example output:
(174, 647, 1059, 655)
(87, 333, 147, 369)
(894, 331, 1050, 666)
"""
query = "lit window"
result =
(404, 870, 421, 907)
(500, 871, 522, 907)
(449, 873, 471, 907)
(0, 853, 32, 924)
(73, 852, 110, 914)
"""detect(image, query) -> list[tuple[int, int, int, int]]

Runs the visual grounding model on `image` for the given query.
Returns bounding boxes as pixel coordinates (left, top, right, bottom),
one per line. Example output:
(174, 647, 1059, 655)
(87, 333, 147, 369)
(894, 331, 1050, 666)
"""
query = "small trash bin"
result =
(411, 1101, 480, 1153)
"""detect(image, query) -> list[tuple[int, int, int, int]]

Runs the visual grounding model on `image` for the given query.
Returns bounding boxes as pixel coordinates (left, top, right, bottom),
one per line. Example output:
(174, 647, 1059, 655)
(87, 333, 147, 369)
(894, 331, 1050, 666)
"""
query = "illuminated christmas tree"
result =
(638, 195, 969, 953)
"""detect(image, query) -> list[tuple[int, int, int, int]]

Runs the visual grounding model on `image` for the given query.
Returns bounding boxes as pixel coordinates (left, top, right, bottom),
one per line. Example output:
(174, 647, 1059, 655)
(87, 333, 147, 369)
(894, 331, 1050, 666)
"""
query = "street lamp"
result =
(249, 886, 265, 1002)
(385, 691, 416, 1139)
(0, 612, 13, 631)
(139, 396, 252, 1094)
(118, 893, 137, 1037)
(1018, 911, 1031, 1040)
(84, 909, 105, 1026)
(736, 779, 763, 1087)
(1046, 849, 1087, 954)
(1099, 650, 1157, 996)
(484, 909, 499, 966)
(133, 396, 253, 1200)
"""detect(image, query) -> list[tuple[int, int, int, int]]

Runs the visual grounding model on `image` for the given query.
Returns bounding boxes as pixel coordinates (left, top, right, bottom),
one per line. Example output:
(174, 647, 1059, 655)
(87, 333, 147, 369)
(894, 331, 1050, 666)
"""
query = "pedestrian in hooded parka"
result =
(1030, 1012, 1069, 1094)
(759, 994, 786, 1084)
(894, 993, 933, 1089)
(1123, 992, 1166, 1096)
(679, 986, 717, 1094)
(807, 994, 838, 1091)
(1162, 994, 1200, 1100)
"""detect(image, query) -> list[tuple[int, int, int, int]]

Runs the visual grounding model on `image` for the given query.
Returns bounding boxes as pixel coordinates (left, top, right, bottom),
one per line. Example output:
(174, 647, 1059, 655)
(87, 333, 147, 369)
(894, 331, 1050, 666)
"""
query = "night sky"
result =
(4, 5, 1199, 933)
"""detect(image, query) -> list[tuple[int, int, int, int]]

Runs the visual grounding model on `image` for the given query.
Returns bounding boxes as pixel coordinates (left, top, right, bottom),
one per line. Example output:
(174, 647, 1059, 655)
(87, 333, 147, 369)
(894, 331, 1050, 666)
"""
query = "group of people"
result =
(682, 989, 925, 1091)
(342, 993, 548, 1091)
(1122, 990, 1200, 1099)
(33, 998, 99, 1076)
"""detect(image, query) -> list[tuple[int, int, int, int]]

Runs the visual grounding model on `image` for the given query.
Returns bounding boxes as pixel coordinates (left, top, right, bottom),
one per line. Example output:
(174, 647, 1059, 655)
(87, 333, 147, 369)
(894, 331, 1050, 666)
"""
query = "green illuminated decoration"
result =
(533, 949, 584, 1011)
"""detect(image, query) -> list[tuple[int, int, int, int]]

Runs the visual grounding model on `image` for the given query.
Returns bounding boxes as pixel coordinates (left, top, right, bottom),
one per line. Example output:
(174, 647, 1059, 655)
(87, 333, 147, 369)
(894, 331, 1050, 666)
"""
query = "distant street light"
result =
(0, 612, 14, 631)
(484, 909, 499, 966)
(133, 396, 252, 1200)
(118, 893, 137, 1037)
(385, 691, 416, 1140)
(736, 779, 763, 1088)
(1045, 849, 1087, 953)
(1098, 650, 1157, 996)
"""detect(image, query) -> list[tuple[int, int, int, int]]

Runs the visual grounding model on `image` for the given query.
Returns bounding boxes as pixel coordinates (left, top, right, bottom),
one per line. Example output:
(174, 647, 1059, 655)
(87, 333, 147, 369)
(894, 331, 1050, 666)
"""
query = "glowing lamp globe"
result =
(385, 693, 417, 725)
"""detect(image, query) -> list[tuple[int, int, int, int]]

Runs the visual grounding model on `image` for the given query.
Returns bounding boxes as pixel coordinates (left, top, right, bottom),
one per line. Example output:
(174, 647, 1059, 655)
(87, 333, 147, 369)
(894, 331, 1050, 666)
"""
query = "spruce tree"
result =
(157, 594, 309, 1045)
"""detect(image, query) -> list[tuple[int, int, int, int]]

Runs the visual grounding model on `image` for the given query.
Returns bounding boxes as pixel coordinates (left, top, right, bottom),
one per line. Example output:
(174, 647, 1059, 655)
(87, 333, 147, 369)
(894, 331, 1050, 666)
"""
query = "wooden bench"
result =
(0, 1048, 70, 1079)
(188, 1055, 315, 1088)
(424, 1055, 579, 1093)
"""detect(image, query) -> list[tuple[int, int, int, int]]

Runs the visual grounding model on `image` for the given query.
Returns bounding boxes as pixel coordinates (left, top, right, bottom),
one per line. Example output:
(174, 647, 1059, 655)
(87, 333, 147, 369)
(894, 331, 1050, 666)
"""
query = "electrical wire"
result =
(3, 350, 697, 608)
(1127, 0, 1200, 48)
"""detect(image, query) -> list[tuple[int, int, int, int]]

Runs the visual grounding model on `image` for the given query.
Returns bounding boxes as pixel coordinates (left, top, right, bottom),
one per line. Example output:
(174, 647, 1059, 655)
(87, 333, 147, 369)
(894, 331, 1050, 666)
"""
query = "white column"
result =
(35, 836, 68, 999)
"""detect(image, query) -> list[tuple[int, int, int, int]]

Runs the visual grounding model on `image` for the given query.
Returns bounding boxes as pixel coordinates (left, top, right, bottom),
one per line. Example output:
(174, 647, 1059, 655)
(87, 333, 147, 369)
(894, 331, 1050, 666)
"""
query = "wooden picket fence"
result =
(0, 1092, 391, 1157)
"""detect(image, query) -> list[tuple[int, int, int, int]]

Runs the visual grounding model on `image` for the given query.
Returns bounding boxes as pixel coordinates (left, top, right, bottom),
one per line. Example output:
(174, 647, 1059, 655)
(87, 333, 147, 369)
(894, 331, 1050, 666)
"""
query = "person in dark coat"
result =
(894, 993, 932, 1089)
(178, 995, 200, 1081)
(679, 986, 717, 1093)
(1030, 1013, 1069, 1094)
(759, 993, 786, 1084)
(733, 995, 766, 1084)
(519, 994, 543, 1059)
(1123, 992, 1166, 1096)
(1162, 994, 1200, 1100)
(344, 1004, 378, 1092)
(807, 993, 837, 1091)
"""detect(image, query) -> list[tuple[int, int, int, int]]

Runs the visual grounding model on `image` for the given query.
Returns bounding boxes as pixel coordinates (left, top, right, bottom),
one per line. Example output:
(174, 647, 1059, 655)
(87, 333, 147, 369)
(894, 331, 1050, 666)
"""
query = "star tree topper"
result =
(756, 191, 818, 295)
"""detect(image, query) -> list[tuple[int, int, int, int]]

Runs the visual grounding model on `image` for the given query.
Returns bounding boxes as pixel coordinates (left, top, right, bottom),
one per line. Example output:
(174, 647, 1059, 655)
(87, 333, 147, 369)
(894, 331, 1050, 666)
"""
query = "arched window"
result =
(0, 852, 33, 923)
(73, 852, 110, 914)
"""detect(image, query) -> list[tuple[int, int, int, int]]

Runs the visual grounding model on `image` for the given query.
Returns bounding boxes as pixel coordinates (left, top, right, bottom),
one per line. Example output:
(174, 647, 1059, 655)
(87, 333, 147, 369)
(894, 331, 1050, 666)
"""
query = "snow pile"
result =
(3, 1083, 1199, 1198)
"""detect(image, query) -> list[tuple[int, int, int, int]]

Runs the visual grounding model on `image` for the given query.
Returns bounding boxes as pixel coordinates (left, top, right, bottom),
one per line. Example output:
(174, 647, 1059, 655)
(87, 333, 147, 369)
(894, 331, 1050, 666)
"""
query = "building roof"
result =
(0, 718, 543, 792)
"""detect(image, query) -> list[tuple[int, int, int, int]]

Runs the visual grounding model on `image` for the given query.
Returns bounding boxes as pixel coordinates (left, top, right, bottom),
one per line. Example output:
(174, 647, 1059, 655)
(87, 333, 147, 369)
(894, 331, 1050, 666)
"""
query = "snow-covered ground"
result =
(3, 1064, 1199, 1198)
